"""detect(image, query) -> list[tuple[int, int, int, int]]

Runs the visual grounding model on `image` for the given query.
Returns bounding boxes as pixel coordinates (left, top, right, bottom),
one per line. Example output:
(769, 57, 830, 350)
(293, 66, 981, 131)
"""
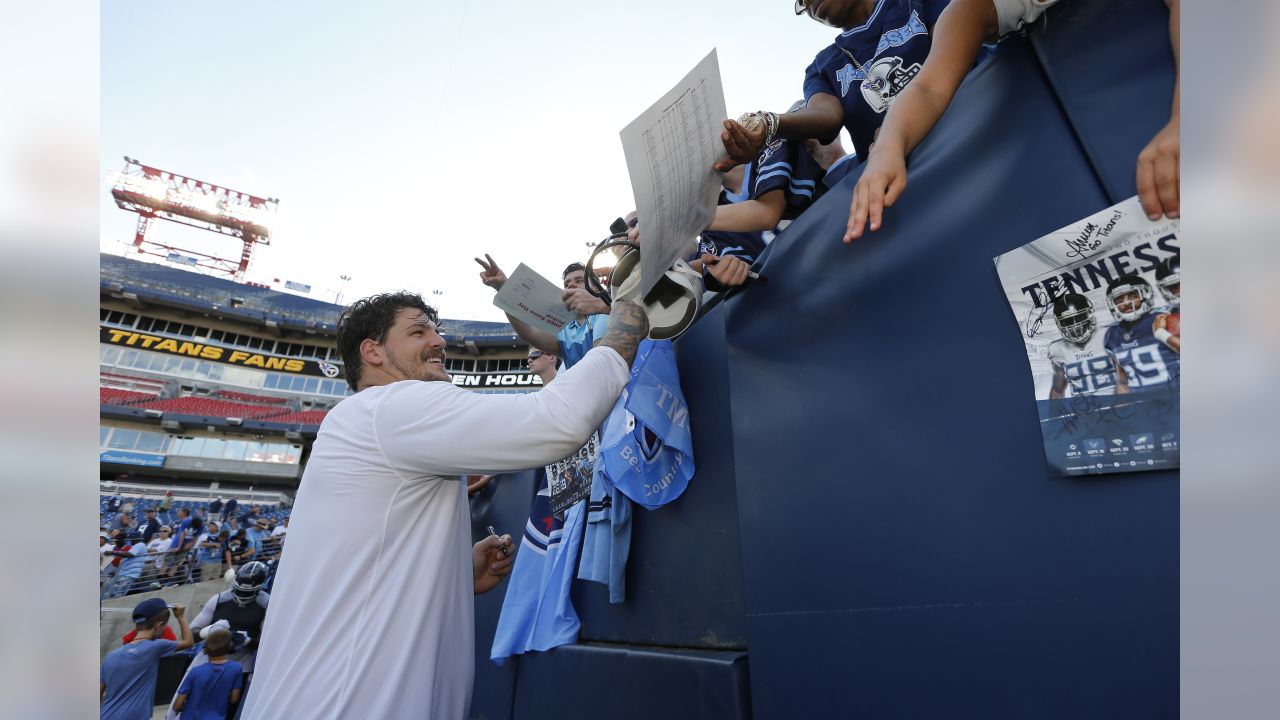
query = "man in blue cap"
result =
(100, 597, 194, 720)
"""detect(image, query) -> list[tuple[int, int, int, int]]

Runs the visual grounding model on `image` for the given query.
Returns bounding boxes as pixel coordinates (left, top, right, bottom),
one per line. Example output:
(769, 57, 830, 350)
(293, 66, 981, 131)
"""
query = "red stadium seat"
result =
(132, 397, 292, 419)
(217, 389, 290, 405)
(263, 409, 329, 426)
(99, 387, 159, 406)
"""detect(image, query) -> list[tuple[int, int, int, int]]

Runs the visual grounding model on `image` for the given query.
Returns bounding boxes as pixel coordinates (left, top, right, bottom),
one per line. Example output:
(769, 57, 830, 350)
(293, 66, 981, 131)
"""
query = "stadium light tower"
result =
(109, 156, 279, 281)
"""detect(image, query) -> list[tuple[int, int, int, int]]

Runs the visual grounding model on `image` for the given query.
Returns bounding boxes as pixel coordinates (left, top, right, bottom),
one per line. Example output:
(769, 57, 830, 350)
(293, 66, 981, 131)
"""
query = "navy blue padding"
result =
(469, 469, 539, 720)
(573, 303, 749, 649)
(1029, 0, 1176, 205)
(723, 13, 1176, 720)
(511, 643, 751, 720)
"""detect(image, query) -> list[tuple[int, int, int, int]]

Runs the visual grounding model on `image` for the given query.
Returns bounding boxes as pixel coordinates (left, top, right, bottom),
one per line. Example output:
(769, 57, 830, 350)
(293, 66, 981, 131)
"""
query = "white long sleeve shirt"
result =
(241, 346, 629, 720)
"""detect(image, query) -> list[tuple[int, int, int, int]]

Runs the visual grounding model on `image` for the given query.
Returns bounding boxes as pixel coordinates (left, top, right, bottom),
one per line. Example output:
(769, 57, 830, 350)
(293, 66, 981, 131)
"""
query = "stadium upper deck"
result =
(99, 252, 543, 482)
(100, 251, 522, 342)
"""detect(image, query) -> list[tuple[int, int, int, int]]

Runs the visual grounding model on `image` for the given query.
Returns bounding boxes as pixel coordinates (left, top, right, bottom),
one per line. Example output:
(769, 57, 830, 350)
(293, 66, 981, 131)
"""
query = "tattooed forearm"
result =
(594, 299, 649, 366)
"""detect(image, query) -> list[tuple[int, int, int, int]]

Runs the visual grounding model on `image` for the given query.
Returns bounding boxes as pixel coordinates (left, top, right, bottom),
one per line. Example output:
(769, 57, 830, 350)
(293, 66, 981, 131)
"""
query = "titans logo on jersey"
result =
(1103, 312, 1180, 388)
(804, 0, 949, 159)
(860, 57, 922, 113)
(1048, 331, 1121, 397)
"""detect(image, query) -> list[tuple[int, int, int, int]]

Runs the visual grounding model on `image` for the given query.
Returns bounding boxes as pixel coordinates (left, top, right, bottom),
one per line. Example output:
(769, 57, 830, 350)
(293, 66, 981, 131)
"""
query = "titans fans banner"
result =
(994, 197, 1180, 477)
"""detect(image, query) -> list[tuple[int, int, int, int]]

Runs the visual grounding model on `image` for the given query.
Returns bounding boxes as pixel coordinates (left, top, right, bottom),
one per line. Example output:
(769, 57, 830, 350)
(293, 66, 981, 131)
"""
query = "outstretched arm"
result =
(377, 300, 650, 475)
(474, 254, 562, 354)
(715, 94, 844, 172)
(847, 0, 996, 242)
(1136, 0, 1179, 220)
(504, 315, 562, 357)
(707, 190, 787, 233)
(173, 604, 194, 652)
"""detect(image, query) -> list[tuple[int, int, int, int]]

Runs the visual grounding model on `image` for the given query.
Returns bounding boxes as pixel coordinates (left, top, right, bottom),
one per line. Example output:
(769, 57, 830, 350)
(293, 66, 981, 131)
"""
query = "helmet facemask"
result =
(1054, 307, 1096, 343)
(1106, 281, 1152, 322)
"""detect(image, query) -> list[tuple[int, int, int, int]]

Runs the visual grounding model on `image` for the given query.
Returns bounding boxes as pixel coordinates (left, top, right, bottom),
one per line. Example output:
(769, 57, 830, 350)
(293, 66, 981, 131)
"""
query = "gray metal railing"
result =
(99, 534, 284, 600)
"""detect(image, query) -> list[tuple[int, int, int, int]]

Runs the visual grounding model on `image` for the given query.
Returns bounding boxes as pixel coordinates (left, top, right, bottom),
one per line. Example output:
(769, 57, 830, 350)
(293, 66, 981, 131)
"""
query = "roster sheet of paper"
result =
(620, 48, 728, 298)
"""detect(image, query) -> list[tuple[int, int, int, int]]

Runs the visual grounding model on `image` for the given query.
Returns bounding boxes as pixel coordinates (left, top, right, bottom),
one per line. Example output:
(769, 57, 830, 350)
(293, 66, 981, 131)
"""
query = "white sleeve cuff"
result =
(992, 0, 1060, 36)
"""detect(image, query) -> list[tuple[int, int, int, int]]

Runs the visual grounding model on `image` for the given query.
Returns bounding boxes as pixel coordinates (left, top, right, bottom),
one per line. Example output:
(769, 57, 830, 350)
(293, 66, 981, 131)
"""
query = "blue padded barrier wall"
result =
(723, 0, 1177, 717)
(512, 644, 750, 720)
(471, 306, 753, 720)
(1029, 0, 1177, 205)
(573, 302, 750, 650)
(470, 1, 1175, 716)
(469, 469, 537, 720)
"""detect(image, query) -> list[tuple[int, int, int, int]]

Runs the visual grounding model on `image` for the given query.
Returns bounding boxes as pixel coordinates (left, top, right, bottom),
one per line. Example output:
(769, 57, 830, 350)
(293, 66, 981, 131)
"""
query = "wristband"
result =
(760, 111, 780, 146)
(1153, 328, 1172, 344)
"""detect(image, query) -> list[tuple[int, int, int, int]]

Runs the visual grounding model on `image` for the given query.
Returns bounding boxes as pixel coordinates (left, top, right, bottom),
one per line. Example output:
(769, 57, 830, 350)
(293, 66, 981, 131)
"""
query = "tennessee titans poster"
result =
(994, 196, 1180, 477)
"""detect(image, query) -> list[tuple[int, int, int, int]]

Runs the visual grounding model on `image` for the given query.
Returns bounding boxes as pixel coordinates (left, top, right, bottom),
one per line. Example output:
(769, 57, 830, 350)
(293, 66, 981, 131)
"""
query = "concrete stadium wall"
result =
(99, 577, 229, 659)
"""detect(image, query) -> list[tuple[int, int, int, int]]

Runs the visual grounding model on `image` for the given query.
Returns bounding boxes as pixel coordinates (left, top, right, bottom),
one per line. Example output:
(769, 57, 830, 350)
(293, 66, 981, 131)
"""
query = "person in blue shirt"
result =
(195, 524, 227, 582)
(716, 0, 951, 177)
(101, 597, 194, 720)
(170, 628, 244, 720)
(239, 504, 264, 529)
(140, 508, 161, 544)
(474, 257, 610, 369)
(695, 101, 835, 288)
(245, 518, 268, 557)
(165, 508, 202, 585)
(846, 0, 1181, 241)
(102, 530, 149, 599)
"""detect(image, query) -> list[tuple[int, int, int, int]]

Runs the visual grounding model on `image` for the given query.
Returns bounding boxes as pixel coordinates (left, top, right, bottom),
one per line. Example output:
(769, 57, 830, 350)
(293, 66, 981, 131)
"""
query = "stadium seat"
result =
(100, 387, 158, 406)
(217, 389, 290, 405)
(132, 397, 292, 419)
(262, 409, 328, 426)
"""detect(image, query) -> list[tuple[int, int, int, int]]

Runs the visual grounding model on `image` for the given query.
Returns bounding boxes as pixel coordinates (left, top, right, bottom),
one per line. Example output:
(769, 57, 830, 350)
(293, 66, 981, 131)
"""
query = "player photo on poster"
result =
(547, 432, 598, 517)
(995, 196, 1180, 477)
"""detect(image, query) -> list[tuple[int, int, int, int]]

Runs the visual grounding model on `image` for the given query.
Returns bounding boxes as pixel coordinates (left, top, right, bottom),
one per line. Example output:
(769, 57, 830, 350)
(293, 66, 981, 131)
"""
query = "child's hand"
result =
(846, 146, 908, 243)
(700, 253, 750, 287)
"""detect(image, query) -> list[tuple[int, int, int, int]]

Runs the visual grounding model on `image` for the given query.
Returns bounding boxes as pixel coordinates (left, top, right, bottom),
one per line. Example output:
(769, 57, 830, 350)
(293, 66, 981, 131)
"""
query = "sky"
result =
(100, 0, 847, 321)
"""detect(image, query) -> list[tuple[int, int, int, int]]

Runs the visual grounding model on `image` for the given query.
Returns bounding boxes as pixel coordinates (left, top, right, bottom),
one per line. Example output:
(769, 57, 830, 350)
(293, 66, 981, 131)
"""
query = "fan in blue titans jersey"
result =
(800, 0, 950, 159)
(1101, 274, 1180, 389)
(715, 1, 950, 179)
(696, 101, 836, 289)
(846, 0, 1180, 242)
